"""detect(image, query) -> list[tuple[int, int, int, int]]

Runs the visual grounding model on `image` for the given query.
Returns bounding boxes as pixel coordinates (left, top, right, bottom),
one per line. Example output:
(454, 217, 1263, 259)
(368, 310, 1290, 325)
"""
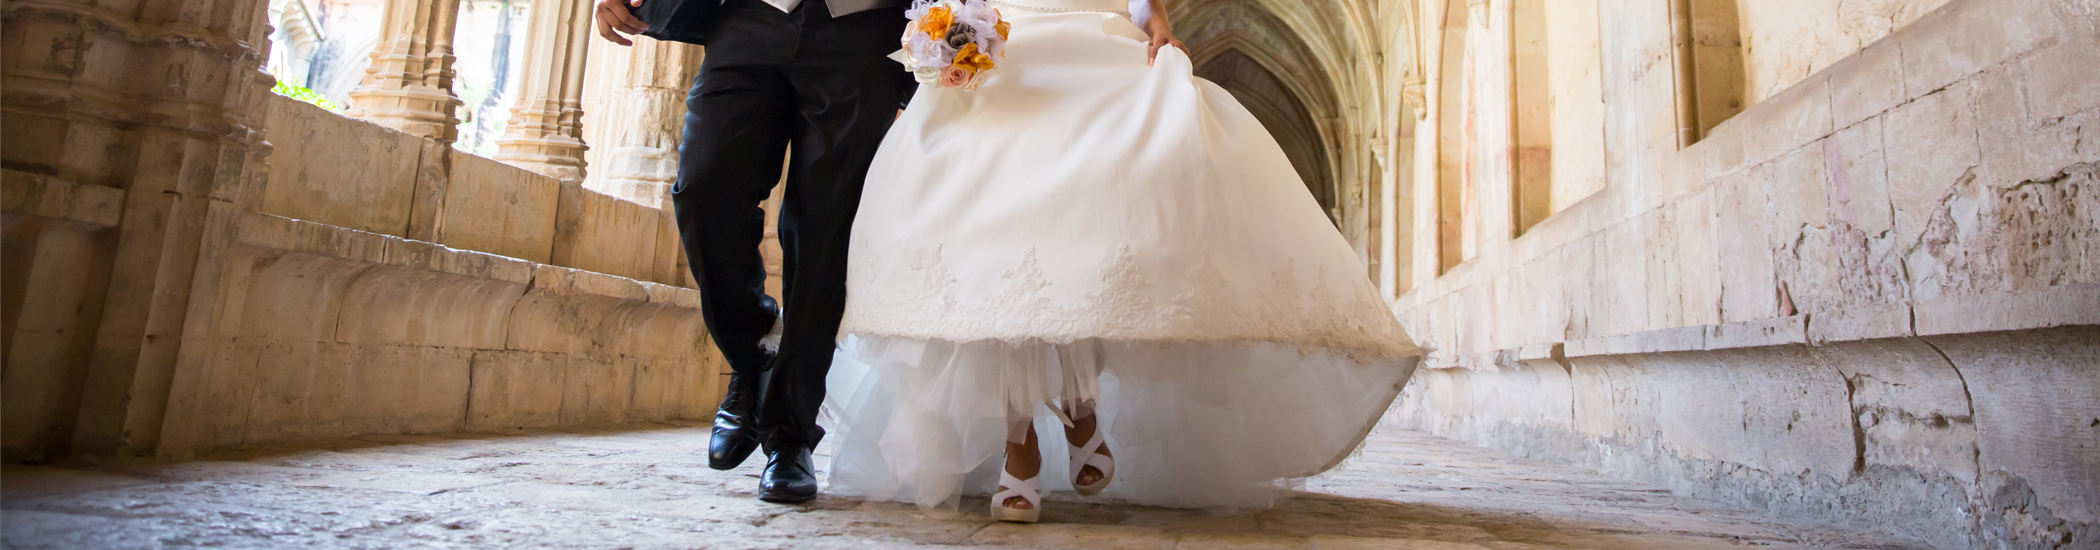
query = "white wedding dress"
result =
(821, 0, 1422, 512)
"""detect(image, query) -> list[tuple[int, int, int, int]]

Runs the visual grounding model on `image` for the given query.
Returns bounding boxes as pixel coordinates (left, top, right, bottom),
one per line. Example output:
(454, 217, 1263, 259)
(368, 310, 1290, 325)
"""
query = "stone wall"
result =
(2, 87, 726, 458)
(177, 97, 726, 454)
(1386, 0, 2099, 547)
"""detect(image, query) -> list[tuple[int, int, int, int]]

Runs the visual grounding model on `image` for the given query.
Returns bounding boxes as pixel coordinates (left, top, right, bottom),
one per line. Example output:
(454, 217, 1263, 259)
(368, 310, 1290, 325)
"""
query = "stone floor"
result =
(3, 424, 1923, 549)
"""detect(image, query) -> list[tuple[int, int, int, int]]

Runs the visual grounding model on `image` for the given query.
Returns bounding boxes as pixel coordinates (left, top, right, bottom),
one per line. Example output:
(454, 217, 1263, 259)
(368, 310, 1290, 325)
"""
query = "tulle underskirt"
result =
(820, 334, 1419, 512)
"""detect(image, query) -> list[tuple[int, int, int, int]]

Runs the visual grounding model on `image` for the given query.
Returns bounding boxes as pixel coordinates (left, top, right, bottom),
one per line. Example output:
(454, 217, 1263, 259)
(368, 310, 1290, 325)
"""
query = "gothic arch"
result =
(1196, 49, 1336, 213)
(1176, 0, 1346, 223)
(1173, 0, 1419, 276)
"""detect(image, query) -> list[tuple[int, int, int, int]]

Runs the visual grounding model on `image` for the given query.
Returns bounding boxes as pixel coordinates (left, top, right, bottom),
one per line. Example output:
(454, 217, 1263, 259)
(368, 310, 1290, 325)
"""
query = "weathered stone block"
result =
(1675, 188, 1722, 327)
(1657, 348, 1855, 484)
(1976, 61, 2088, 190)
(383, 239, 535, 284)
(1740, 73, 1834, 167)
(1713, 173, 1780, 323)
(0, 223, 104, 458)
(441, 153, 560, 263)
(234, 252, 372, 344)
(1601, 223, 1650, 336)
(240, 213, 389, 265)
(2, 172, 125, 228)
(1928, 327, 2100, 529)
(1828, 41, 1906, 131)
(1896, 0, 2052, 99)
(1641, 207, 1683, 328)
(1703, 316, 1807, 350)
(1808, 339, 1978, 485)
(1885, 82, 1982, 250)
(1806, 302, 1914, 343)
(410, 347, 474, 434)
(2021, 35, 2100, 122)
(1824, 116, 1895, 236)
(552, 190, 665, 282)
(345, 344, 426, 435)
(195, 339, 264, 449)
(333, 265, 525, 350)
(261, 96, 421, 237)
(467, 351, 568, 431)
(1914, 282, 2100, 336)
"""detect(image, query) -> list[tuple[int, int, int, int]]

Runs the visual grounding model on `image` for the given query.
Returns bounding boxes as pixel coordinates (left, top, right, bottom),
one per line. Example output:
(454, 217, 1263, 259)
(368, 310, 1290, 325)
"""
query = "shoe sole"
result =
(759, 491, 817, 504)
(708, 440, 760, 471)
(991, 506, 1041, 523)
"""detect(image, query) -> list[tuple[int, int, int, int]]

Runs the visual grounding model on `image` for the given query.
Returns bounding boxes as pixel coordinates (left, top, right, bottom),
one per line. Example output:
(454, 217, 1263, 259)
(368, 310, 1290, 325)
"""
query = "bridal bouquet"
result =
(893, 0, 1010, 90)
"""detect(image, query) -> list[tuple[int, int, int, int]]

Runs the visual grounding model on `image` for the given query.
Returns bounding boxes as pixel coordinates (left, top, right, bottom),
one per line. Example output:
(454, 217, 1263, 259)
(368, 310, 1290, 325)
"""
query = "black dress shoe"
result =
(758, 444, 818, 503)
(707, 372, 762, 470)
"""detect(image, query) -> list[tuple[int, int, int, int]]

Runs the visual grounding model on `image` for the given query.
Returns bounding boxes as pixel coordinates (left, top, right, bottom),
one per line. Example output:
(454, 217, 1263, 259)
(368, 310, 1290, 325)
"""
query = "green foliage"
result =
(271, 78, 345, 112)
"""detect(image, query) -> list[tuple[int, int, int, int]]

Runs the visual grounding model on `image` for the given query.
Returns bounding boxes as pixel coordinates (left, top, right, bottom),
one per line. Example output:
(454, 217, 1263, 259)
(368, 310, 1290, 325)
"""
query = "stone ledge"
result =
(1914, 282, 2100, 336)
(2, 170, 127, 228)
(192, 211, 720, 451)
(1544, 282, 2099, 360)
(237, 211, 703, 307)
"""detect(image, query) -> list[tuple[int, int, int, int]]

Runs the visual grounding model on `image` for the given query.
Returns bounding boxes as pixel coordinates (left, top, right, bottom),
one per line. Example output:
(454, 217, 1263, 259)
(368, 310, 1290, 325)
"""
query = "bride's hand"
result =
(1143, 1, 1184, 65)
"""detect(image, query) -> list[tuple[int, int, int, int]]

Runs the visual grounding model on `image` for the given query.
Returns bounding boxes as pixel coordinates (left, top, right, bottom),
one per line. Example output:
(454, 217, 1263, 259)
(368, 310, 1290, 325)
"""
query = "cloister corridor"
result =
(6, 0, 2097, 545)
(3, 423, 1917, 549)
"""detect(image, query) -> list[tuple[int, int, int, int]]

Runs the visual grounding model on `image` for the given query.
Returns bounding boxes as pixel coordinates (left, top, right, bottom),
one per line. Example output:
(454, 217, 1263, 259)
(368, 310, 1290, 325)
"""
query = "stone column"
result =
(2, 0, 275, 458)
(496, 0, 593, 183)
(579, 39, 705, 287)
(346, 0, 464, 143)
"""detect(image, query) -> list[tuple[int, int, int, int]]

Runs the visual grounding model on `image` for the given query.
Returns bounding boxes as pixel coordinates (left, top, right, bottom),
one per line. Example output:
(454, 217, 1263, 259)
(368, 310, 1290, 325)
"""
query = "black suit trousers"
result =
(673, 0, 911, 447)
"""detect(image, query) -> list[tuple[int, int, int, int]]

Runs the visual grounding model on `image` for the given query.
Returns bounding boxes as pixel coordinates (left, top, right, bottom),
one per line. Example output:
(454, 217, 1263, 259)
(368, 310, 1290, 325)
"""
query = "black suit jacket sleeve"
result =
(626, 0, 910, 45)
(630, 0, 721, 44)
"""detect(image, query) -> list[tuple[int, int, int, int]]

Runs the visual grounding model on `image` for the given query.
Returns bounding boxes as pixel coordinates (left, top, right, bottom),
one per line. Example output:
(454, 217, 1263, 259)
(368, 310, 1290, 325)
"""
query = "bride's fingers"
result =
(1148, 39, 1162, 65)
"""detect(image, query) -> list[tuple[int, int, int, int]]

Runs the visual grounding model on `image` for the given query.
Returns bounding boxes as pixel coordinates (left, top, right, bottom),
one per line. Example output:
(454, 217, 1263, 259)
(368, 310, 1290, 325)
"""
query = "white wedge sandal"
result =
(991, 469, 1043, 523)
(1068, 427, 1116, 496)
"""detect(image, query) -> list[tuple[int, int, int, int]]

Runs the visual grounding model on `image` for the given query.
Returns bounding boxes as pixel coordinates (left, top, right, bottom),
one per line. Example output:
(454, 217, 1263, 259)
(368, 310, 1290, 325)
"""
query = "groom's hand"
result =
(595, 0, 648, 46)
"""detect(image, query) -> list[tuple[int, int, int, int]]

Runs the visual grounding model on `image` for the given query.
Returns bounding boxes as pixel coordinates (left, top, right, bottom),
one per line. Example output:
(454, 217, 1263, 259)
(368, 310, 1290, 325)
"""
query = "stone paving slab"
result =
(3, 424, 1925, 549)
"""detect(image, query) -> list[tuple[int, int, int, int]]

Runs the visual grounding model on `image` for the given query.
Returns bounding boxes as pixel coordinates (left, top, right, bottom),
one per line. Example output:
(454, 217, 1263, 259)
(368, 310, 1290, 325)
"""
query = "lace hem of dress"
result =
(840, 244, 1420, 361)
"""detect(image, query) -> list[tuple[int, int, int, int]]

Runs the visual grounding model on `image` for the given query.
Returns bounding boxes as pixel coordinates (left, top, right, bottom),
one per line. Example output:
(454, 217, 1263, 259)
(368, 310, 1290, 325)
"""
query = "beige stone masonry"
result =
(2, 0, 278, 460)
(1392, 0, 2099, 546)
(579, 36, 705, 287)
(264, 97, 426, 237)
(346, 0, 464, 143)
(163, 211, 722, 451)
(8, 51, 721, 459)
(442, 152, 562, 264)
(495, 0, 594, 184)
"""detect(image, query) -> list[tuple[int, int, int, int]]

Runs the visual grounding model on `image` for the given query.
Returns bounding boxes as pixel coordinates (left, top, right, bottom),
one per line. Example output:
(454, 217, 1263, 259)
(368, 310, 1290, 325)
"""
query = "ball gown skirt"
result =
(821, 0, 1423, 512)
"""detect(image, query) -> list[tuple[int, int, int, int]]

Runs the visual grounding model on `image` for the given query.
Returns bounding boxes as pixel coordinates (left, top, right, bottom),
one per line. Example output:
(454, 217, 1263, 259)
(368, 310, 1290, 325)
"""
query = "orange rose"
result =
(994, 20, 1010, 40)
(952, 42, 995, 72)
(920, 6, 953, 40)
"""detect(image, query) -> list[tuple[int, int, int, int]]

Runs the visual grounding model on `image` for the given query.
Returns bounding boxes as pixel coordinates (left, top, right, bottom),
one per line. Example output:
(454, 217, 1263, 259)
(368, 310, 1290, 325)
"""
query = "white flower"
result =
(908, 33, 952, 68)
(914, 65, 942, 84)
(954, 0, 985, 22)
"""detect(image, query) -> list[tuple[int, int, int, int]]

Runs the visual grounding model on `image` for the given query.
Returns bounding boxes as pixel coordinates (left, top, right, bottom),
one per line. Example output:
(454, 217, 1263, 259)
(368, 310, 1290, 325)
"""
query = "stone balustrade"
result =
(2, 82, 725, 459)
(163, 95, 726, 453)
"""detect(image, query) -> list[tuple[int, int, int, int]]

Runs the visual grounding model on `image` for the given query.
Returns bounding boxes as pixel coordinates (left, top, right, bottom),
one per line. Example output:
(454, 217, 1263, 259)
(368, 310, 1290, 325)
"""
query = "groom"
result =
(595, 0, 912, 503)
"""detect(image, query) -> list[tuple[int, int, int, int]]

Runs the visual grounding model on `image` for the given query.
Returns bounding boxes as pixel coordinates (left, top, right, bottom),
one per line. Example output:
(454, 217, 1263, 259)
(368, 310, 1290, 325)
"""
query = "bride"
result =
(822, 0, 1421, 521)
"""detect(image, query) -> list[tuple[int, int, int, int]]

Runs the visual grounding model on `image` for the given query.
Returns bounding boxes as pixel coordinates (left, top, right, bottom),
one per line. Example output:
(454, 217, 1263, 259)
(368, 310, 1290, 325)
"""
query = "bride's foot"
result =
(1065, 412, 1115, 496)
(994, 427, 1043, 523)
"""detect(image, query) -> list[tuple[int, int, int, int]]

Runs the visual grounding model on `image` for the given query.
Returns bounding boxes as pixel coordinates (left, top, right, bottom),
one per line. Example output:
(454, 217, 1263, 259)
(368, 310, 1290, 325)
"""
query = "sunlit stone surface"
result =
(3, 425, 1918, 549)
